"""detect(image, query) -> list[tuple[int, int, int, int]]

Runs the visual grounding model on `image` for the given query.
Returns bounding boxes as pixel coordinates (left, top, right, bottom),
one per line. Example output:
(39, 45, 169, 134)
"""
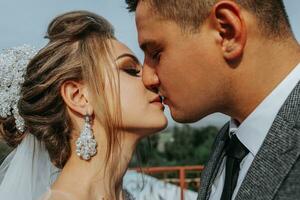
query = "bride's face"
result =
(109, 40, 168, 135)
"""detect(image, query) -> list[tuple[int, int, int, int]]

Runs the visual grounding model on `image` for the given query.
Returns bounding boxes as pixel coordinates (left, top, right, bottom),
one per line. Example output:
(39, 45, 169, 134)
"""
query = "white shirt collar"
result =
(230, 63, 300, 156)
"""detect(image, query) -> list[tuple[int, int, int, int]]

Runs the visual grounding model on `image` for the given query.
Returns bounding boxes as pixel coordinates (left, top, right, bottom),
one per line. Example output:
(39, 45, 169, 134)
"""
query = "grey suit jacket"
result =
(198, 81, 300, 200)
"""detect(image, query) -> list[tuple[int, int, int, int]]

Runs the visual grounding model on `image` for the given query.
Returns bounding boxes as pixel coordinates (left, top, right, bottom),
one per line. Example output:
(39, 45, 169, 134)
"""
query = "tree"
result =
(130, 125, 219, 167)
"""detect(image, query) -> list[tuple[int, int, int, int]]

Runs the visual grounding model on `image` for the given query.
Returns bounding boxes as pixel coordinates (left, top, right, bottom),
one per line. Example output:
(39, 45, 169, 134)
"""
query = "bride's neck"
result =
(51, 127, 140, 200)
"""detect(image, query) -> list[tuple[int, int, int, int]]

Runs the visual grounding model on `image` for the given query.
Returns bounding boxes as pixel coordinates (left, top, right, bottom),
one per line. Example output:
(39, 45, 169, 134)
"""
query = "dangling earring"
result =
(76, 114, 97, 160)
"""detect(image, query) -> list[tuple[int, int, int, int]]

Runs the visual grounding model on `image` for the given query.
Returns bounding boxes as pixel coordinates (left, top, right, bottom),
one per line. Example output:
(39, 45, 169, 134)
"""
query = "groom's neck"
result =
(224, 37, 300, 123)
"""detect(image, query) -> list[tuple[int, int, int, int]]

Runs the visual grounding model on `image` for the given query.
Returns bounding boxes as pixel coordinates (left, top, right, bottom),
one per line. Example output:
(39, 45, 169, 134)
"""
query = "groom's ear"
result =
(60, 80, 93, 116)
(210, 0, 247, 62)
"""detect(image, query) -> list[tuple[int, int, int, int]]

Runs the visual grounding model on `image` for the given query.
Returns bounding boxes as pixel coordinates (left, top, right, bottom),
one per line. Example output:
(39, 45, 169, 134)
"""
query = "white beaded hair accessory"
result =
(0, 45, 37, 132)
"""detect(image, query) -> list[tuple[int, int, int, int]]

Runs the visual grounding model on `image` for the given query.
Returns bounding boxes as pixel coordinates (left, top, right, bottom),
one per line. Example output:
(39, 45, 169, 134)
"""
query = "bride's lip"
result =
(150, 95, 163, 103)
(150, 96, 165, 110)
(151, 101, 165, 110)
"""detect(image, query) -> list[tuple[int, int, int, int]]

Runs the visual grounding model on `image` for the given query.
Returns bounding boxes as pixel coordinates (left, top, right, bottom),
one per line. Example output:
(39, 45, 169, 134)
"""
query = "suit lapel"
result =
(198, 123, 229, 200)
(235, 82, 300, 200)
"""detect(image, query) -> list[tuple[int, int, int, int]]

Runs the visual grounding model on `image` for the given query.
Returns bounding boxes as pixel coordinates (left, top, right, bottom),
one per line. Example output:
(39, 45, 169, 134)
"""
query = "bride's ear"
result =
(60, 80, 93, 116)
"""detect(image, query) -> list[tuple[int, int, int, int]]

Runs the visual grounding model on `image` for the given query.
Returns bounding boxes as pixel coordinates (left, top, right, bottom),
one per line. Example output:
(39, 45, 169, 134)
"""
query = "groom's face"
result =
(136, 2, 227, 123)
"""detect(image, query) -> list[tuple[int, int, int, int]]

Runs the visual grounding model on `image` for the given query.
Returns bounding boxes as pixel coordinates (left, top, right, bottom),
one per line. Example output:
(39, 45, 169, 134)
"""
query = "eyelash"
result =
(151, 50, 161, 61)
(123, 68, 141, 77)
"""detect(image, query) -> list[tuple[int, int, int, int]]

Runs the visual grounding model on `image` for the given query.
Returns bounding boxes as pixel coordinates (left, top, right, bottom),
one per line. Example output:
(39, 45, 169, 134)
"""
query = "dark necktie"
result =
(221, 134, 249, 200)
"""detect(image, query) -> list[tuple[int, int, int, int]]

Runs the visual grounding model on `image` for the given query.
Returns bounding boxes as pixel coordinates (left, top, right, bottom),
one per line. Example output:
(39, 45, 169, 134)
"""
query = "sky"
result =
(0, 0, 299, 127)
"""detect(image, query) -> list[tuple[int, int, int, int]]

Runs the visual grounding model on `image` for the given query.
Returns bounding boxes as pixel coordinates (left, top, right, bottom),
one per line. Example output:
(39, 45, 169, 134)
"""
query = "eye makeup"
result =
(115, 53, 141, 77)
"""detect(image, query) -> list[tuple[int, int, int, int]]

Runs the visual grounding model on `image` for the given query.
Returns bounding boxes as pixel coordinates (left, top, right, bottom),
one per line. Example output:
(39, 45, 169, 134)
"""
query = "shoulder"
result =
(274, 156, 300, 199)
(38, 189, 75, 200)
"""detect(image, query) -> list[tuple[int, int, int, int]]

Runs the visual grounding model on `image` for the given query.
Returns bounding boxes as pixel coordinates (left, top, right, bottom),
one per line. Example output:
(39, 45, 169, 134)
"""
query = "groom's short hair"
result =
(126, 0, 292, 38)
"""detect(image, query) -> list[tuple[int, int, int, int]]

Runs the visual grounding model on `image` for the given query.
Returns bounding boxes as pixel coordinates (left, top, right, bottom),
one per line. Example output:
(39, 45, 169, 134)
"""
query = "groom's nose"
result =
(142, 64, 160, 92)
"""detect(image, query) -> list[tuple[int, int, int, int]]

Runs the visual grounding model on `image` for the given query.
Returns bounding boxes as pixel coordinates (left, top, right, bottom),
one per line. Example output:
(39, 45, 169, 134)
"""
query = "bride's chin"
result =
(122, 116, 168, 136)
(141, 121, 168, 136)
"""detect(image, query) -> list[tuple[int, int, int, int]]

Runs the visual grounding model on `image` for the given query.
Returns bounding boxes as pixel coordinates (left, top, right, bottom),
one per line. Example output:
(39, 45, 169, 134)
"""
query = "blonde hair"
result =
(0, 10, 122, 169)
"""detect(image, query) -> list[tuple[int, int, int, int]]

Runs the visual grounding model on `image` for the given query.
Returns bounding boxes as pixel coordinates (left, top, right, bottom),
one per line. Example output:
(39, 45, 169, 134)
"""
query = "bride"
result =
(0, 10, 167, 200)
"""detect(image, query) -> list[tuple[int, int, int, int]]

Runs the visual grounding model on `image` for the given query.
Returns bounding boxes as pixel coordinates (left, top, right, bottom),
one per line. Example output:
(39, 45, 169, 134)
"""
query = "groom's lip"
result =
(162, 97, 169, 105)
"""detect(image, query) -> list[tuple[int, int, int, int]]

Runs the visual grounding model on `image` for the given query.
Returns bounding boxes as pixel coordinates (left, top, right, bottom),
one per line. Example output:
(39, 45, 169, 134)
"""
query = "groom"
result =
(125, 0, 300, 199)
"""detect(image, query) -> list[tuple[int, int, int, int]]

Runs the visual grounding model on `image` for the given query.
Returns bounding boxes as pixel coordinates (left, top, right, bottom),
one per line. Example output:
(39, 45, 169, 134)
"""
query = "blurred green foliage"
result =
(130, 125, 218, 167)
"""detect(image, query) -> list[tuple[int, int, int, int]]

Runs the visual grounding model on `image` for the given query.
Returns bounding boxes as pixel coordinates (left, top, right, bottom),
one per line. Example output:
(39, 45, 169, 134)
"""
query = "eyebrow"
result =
(140, 40, 159, 53)
(116, 53, 140, 64)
